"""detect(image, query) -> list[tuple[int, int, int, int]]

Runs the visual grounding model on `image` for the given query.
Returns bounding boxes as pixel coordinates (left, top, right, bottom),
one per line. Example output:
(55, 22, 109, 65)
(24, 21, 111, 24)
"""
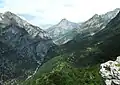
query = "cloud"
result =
(0, 0, 120, 29)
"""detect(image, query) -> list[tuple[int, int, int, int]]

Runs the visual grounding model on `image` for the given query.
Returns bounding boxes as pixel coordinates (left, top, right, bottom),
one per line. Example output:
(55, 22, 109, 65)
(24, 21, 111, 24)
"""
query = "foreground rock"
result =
(100, 56, 120, 85)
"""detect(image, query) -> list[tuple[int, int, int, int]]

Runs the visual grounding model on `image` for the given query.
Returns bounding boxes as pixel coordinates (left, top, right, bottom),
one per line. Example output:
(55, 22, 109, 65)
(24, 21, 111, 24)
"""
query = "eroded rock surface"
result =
(100, 56, 120, 85)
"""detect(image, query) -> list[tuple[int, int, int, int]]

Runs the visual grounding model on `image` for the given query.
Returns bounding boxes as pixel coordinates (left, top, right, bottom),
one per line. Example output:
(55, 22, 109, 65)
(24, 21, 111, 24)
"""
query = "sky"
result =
(0, 0, 120, 29)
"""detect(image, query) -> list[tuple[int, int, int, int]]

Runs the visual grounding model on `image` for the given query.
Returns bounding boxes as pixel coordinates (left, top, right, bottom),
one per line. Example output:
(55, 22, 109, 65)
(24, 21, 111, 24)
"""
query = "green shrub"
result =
(22, 56, 104, 85)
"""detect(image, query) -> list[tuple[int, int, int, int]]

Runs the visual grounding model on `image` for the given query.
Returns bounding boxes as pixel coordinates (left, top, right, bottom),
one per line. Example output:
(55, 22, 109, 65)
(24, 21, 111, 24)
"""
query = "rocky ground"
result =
(100, 56, 120, 85)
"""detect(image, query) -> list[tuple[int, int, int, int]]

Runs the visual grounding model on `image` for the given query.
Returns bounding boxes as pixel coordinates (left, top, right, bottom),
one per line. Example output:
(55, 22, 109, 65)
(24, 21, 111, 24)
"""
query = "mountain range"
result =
(46, 8, 120, 45)
(1, 8, 120, 85)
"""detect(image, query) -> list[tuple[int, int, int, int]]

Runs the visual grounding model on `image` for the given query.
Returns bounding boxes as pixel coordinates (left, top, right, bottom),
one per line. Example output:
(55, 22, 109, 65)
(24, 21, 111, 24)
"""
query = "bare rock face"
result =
(78, 8, 120, 36)
(100, 56, 120, 85)
(47, 8, 120, 45)
(46, 18, 80, 45)
(0, 11, 54, 83)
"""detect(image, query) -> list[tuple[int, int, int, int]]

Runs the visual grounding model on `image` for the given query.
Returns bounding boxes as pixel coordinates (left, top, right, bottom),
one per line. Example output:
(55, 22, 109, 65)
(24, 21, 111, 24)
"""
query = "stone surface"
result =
(100, 56, 120, 85)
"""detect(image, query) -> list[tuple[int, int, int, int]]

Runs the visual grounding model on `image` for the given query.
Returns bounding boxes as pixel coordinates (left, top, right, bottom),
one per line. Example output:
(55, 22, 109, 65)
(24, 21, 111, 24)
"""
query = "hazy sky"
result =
(0, 0, 120, 29)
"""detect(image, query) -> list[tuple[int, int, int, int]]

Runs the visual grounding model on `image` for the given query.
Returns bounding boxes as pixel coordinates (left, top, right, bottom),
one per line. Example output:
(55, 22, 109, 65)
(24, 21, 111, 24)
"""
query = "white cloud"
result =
(0, 0, 120, 29)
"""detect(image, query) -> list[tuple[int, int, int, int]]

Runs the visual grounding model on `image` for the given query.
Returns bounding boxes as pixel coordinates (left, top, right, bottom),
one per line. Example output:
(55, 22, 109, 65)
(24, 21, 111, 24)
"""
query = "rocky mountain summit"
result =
(47, 18, 80, 38)
(77, 8, 120, 36)
(46, 18, 80, 45)
(0, 11, 50, 38)
(0, 11, 54, 83)
(47, 8, 120, 45)
(100, 56, 120, 85)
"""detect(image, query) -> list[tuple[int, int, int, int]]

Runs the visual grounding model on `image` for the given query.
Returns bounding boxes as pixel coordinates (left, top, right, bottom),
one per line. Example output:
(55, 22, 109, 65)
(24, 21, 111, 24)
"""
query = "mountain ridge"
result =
(46, 18, 80, 45)
(0, 11, 54, 84)
(46, 8, 120, 45)
(2, 8, 120, 85)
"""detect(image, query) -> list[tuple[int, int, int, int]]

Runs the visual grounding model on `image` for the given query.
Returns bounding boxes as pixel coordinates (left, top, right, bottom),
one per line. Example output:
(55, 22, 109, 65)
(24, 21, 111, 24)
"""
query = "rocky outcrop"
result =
(100, 56, 120, 85)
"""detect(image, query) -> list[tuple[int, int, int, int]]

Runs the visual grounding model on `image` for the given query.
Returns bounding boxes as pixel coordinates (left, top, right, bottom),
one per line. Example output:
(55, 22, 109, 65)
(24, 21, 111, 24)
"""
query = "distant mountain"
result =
(22, 10, 120, 85)
(0, 11, 54, 84)
(47, 8, 120, 45)
(61, 10, 120, 67)
(77, 8, 120, 37)
(2, 8, 120, 85)
(46, 18, 80, 45)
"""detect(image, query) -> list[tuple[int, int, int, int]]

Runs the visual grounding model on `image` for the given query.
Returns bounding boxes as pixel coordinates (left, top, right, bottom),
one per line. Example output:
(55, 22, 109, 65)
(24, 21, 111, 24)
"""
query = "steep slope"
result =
(22, 56, 104, 85)
(46, 18, 80, 45)
(77, 8, 120, 36)
(20, 9, 120, 85)
(2, 8, 120, 85)
(47, 8, 120, 45)
(0, 11, 54, 84)
(61, 11, 120, 67)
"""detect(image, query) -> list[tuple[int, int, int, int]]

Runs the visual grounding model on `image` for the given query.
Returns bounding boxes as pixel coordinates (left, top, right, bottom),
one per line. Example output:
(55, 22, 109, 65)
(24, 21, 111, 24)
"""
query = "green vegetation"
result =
(115, 64, 120, 67)
(19, 13, 120, 85)
(21, 56, 104, 85)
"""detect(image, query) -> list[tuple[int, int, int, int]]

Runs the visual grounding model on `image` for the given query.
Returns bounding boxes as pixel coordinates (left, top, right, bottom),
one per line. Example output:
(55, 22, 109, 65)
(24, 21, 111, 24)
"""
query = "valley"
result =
(1, 8, 120, 85)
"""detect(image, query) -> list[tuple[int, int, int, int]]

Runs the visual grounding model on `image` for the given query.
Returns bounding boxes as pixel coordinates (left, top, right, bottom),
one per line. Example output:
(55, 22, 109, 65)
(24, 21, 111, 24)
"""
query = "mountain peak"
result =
(1, 11, 29, 28)
(59, 18, 69, 24)
(4, 11, 13, 14)
(101, 8, 120, 21)
(47, 18, 80, 45)
(3, 11, 17, 17)
(93, 14, 99, 18)
(114, 8, 120, 12)
(61, 18, 68, 21)
(56, 18, 70, 27)
(0, 11, 49, 39)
